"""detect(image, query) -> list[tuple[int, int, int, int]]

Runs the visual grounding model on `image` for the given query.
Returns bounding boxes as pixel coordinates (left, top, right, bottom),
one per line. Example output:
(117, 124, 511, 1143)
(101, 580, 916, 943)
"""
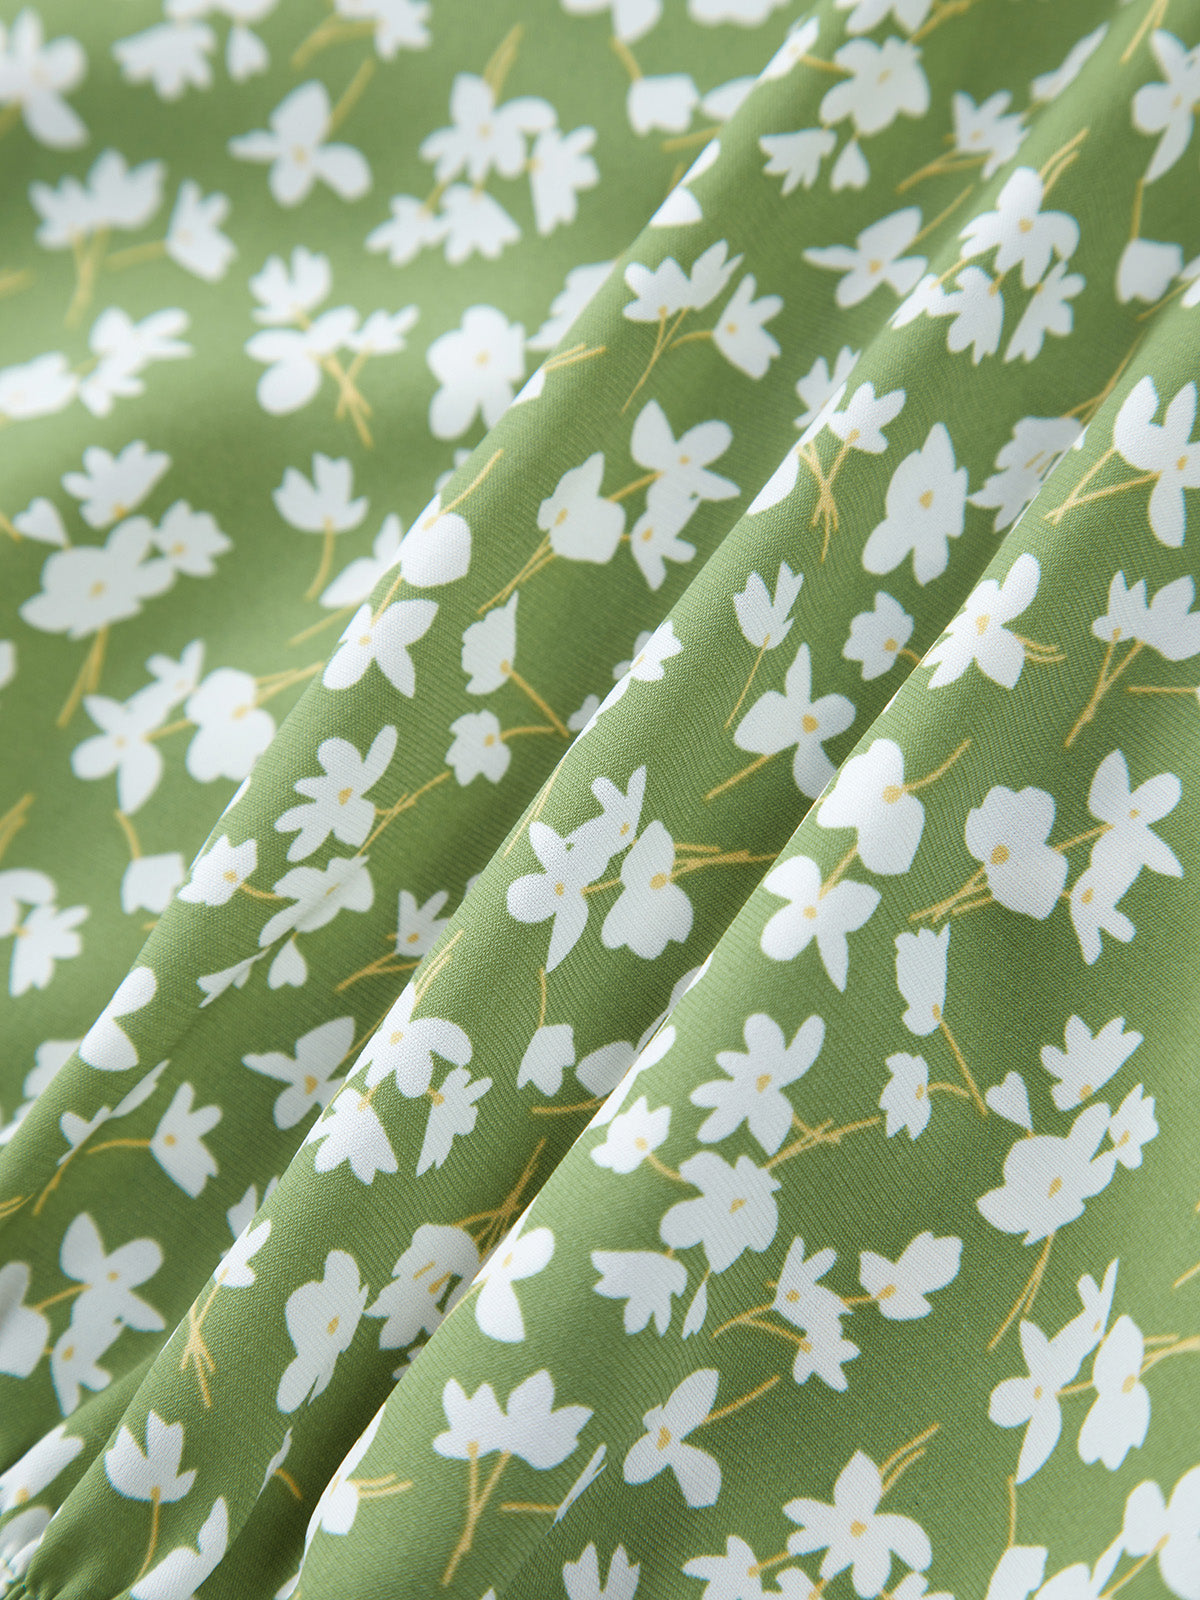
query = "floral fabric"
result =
(1, 0, 1199, 1598)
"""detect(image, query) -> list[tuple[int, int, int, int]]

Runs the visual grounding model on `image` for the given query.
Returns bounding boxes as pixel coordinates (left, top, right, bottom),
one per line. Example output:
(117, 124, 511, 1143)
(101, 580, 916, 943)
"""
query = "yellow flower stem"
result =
(56, 627, 109, 728)
(939, 1018, 987, 1115)
(1065, 640, 1144, 748)
(725, 643, 768, 729)
(704, 750, 776, 802)
(988, 1232, 1054, 1351)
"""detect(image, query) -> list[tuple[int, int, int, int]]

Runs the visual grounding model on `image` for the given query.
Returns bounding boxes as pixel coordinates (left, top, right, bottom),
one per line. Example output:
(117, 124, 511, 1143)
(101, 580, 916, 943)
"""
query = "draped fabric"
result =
(2, 1, 1199, 1596)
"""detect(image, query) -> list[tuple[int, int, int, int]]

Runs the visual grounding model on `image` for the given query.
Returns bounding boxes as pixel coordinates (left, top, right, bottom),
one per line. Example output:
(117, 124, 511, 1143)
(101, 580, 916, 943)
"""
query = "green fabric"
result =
(2, 0, 1199, 1597)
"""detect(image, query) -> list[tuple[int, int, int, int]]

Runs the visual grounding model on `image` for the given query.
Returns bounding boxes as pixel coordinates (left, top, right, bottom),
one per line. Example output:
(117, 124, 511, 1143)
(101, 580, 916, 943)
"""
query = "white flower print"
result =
(1121, 1464, 1200, 1596)
(960, 168, 1079, 287)
(366, 1224, 478, 1350)
(474, 1217, 554, 1342)
(623, 1368, 721, 1508)
(507, 821, 599, 971)
(62, 442, 170, 529)
(245, 308, 356, 415)
(819, 739, 925, 875)
(79, 965, 156, 1071)
(843, 592, 915, 680)
(1006, 259, 1085, 364)
(321, 515, 403, 608)
(276, 1249, 368, 1412)
(735, 642, 855, 800)
(862, 424, 968, 584)
(978, 1103, 1118, 1244)
(964, 785, 1069, 920)
(0, 1263, 51, 1379)
(436, 1369, 590, 1476)
(894, 926, 949, 1037)
(989, 1319, 1079, 1483)
(1067, 863, 1136, 968)
(113, 19, 215, 100)
(447, 710, 511, 785)
(30, 149, 163, 247)
(734, 562, 803, 653)
(770, 1239, 858, 1391)
(858, 1232, 962, 1320)
(419, 1067, 491, 1174)
(438, 184, 520, 265)
(804, 208, 927, 308)
(426, 305, 524, 439)
(166, 180, 235, 280)
(819, 38, 929, 136)
(563, 1543, 640, 1600)
(79, 307, 192, 417)
(1078, 1315, 1149, 1470)
(0, 1424, 85, 1514)
(562, 0, 661, 43)
(518, 1024, 576, 1097)
(7, 901, 88, 999)
(601, 821, 694, 959)
(394, 887, 450, 957)
(880, 1054, 932, 1141)
(229, 81, 370, 205)
(951, 88, 1024, 177)
(539, 455, 626, 563)
(630, 399, 738, 507)
(178, 834, 257, 907)
(591, 1250, 688, 1335)
(258, 855, 374, 952)
(760, 855, 880, 990)
(529, 125, 599, 235)
(323, 600, 438, 695)
(307, 1087, 397, 1184)
(273, 454, 369, 596)
(21, 519, 175, 641)
(274, 726, 396, 861)
(684, 1534, 816, 1599)
(1093, 572, 1200, 660)
(243, 1016, 353, 1129)
(150, 1084, 220, 1196)
(58, 1211, 165, 1333)
(0, 353, 77, 421)
(969, 416, 1082, 532)
(0, 9, 87, 147)
(1040, 1016, 1142, 1113)
(1116, 237, 1183, 305)
(785, 1450, 932, 1595)
(181, 667, 274, 785)
(1053, 1258, 1119, 1375)
(421, 74, 553, 184)
(760, 128, 837, 196)
(1111, 377, 1200, 547)
(926, 554, 1043, 689)
(1108, 1083, 1157, 1169)
(711, 275, 782, 378)
(105, 1411, 196, 1503)
(592, 1095, 671, 1174)
(70, 692, 166, 815)
(660, 1152, 780, 1273)
(302, 1405, 383, 1549)
(691, 1012, 824, 1155)
(1132, 31, 1200, 182)
(624, 240, 740, 321)
(462, 594, 517, 692)
(152, 502, 230, 578)
(130, 1496, 229, 1599)
(334, 0, 430, 58)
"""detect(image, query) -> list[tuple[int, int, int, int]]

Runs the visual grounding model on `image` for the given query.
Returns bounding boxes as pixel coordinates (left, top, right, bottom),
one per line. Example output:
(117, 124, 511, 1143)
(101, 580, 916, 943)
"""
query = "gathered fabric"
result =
(2, 0, 1199, 1596)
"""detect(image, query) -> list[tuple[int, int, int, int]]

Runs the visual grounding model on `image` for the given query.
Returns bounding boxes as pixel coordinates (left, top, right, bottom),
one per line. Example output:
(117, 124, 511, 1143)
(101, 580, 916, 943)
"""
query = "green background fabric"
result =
(2, 0, 1199, 1596)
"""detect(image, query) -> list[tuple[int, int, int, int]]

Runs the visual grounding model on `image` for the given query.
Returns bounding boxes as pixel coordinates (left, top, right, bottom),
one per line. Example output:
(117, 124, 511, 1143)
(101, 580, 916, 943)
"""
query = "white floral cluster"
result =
(367, 72, 597, 269)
